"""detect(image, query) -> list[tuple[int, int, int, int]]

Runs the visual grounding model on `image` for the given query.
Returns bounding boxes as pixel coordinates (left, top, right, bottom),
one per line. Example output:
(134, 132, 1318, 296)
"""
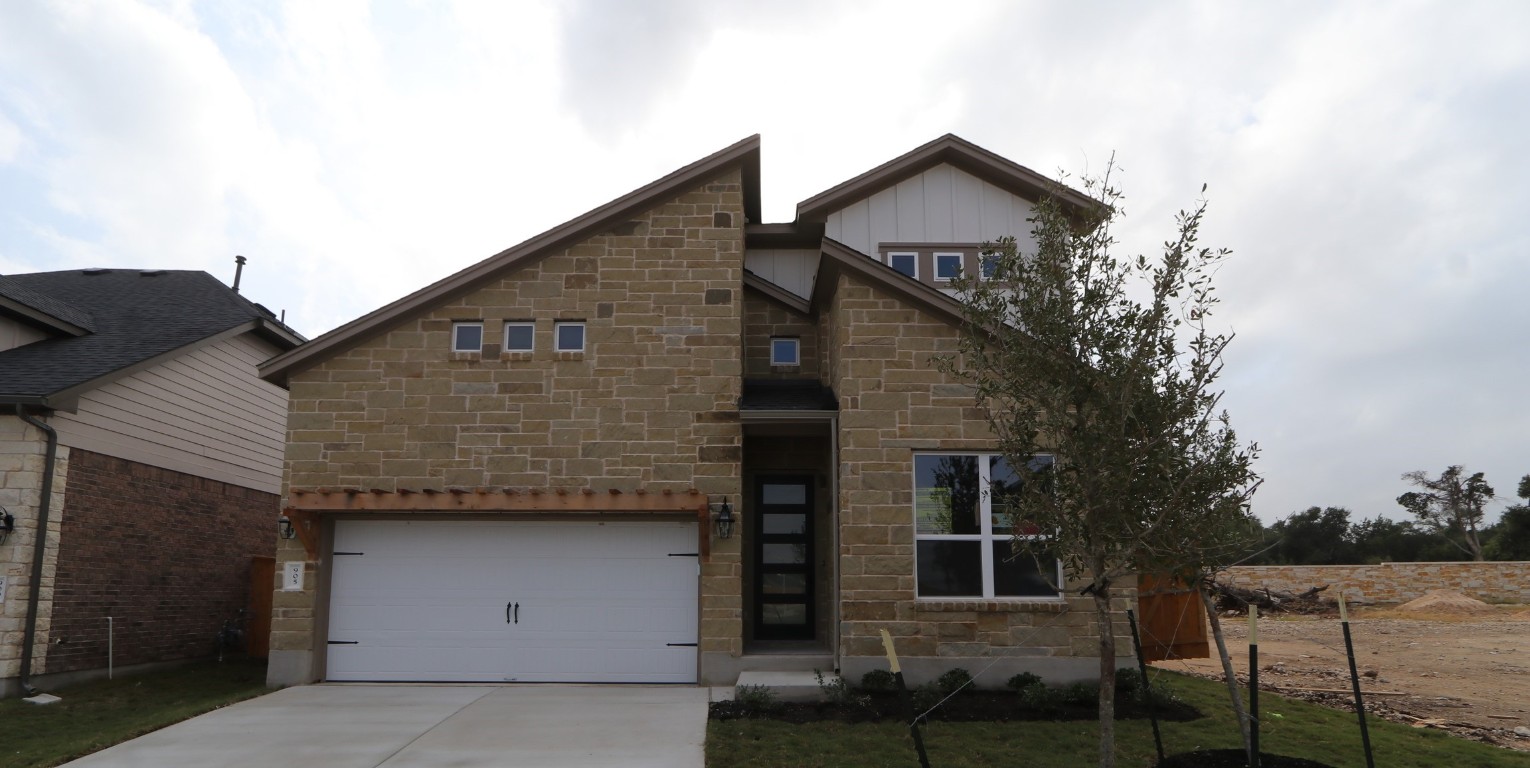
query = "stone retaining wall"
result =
(1219, 562, 1530, 605)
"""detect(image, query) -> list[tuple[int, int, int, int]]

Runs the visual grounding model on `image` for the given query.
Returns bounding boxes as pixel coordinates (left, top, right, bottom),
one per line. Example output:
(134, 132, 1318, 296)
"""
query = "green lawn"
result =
(0, 659, 269, 768)
(707, 672, 1530, 767)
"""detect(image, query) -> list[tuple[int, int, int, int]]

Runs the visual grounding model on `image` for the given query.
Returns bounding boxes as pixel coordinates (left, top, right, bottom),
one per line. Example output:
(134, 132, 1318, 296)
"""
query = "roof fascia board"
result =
(795, 134, 1103, 223)
(813, 238, 969, 329)
(261, 134, 763, 386)
(0, 296, 92, 337)
(738, 410, 837, 422)
(742, 273, 811, 315)
(38, 320, 265, 409)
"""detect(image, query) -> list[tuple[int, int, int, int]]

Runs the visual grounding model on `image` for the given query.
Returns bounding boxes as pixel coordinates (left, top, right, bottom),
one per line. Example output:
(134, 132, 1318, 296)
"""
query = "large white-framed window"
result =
(452, 322, 484, 353)
(554, 321, 585, 353)
(886, 251, 917, 279)
(503, 321, 535, 353)
(913, 452, 1061, 599)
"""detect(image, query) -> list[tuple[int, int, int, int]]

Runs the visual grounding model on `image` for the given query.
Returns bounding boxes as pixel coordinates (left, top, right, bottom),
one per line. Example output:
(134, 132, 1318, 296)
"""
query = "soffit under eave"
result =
(259, 135, 763, 387)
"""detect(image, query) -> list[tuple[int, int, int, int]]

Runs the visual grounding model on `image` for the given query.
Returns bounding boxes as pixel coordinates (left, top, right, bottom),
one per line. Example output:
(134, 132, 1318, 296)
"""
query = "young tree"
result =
(1396, 465, 1494, 561)
(944, 168, 1260, 768)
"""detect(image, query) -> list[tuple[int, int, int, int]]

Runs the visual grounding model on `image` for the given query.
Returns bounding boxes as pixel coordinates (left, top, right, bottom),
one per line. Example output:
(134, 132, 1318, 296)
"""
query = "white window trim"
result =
(769, 337, 800, 366)
(554, 321, 585, 353)
(503, 321, 535, 353)
(933, 252, 964, 282)
(452, 322, 483, 353)
(913, 452, 1064, 601)
(886, 251, 918, 280)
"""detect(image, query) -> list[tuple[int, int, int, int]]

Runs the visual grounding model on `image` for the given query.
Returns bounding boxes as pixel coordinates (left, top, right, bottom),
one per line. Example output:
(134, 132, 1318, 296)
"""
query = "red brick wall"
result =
(45, 449, 277, 674)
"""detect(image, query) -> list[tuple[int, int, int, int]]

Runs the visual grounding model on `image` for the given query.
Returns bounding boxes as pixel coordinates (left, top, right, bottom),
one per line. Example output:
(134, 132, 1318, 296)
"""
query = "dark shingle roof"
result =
(0, 269, 300, 404)
(739, 379, 839, 411)
(0, 274, 96, 332)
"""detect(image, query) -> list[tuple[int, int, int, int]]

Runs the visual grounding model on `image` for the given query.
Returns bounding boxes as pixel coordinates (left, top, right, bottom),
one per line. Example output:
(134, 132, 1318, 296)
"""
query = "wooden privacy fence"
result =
(1135, 574, 1208, 662)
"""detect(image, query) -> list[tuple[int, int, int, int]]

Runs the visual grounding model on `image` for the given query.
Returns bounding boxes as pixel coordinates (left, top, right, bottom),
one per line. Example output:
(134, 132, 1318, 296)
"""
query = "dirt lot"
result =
(1152, 605, 1530, 751)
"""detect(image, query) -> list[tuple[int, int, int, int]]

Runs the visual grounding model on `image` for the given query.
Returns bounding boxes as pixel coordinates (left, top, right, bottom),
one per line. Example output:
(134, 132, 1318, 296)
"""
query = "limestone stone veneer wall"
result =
(0, 417, 68, 692)
(1219, 562, 1530, 605)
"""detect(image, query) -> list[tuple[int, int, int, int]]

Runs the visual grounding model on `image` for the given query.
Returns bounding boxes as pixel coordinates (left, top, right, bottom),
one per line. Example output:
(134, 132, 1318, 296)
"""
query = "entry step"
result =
(734, 670, 826, 702)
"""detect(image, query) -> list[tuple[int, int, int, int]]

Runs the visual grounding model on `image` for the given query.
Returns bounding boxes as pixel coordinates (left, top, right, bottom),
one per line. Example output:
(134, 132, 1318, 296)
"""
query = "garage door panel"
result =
(327, 520, 698, 683)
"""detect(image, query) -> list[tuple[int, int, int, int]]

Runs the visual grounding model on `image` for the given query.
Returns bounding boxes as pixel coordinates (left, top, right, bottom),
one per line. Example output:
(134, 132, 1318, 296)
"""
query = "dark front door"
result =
(753, 476, 814, 640)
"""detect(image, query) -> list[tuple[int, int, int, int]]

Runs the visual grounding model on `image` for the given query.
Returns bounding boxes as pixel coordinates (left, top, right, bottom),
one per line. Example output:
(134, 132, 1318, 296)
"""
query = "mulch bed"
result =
(710, 691, 1202, 724)
(1156, 749, 1337, 768)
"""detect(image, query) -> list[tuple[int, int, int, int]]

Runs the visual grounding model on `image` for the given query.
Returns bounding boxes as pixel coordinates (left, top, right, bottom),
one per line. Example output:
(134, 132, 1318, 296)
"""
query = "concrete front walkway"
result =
(62, 684, 708, 768)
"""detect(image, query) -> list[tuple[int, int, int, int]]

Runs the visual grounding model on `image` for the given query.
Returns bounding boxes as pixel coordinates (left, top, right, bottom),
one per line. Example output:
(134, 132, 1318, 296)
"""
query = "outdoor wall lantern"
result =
(278, 514, 296, 540)
(711, 499, 735, 540)
(0, 506, 14, 545)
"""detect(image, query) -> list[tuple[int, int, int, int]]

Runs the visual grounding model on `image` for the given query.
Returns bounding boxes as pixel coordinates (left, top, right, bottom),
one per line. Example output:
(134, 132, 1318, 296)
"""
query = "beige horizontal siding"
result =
(51, 333, 289, 493)
(0, 317, 51, 352)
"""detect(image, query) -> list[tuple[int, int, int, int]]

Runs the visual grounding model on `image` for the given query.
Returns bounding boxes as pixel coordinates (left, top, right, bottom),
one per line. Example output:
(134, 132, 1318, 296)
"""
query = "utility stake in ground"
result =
(881, 629, 932, 768)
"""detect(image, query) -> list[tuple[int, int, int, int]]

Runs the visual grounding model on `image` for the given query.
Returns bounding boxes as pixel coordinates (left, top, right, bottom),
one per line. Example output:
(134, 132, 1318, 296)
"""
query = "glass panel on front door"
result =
(754, 476, 814, 640)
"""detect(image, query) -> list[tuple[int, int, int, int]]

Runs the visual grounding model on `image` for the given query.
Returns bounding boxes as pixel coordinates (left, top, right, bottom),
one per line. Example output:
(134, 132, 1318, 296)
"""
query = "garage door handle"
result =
(514, 602, 519, 624)
(507, 602, 519, 624)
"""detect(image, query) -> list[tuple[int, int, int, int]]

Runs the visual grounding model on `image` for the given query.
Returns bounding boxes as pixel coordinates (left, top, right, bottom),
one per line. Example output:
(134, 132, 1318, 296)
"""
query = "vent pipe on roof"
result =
(232, 255, 247, 293)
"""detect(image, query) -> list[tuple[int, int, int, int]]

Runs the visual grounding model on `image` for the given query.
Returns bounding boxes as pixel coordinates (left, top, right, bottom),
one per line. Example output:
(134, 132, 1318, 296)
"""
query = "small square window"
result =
(770, 337, 800, 366)
(555, 322, 585, 353)
(934, 253, 963, 281)
(980, 252, 1000, 280)
(887, 252, 917, 279)
(452, 322, 483, 353)
(503, 322, 534, 352)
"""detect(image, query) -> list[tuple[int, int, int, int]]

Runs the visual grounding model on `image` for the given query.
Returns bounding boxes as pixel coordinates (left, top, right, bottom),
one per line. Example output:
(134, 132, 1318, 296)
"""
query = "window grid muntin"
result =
(913, 451, 1061, 600)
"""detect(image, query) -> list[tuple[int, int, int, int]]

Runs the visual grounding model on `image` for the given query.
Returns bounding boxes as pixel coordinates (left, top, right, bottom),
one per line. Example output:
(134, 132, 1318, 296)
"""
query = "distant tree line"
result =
(1248, 468, 1530, 565)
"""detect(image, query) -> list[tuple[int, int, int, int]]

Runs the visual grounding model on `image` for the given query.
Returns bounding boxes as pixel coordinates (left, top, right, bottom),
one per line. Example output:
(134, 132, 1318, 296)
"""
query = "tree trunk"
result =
(1093, 583, 1117, 768)
(1201, 580, 1251, 760)
(1465, 526, 1484, 561)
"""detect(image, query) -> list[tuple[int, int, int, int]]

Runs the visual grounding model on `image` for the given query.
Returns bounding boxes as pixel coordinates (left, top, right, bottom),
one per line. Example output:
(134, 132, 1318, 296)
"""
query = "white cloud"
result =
(1, 0, 1525, 525)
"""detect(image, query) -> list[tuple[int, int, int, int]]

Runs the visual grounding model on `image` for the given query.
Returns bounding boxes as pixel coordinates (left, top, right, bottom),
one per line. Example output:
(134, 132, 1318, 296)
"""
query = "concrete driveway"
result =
(62, 684, 709, 768)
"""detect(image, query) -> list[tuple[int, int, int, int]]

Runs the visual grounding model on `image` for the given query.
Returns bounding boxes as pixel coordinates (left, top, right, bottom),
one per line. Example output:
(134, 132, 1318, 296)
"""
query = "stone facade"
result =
(1220, 562, 1530, 606)
(0, 417, 67, 687)
(273, 172, 748, 680)
(742, 289, 819, 379)
(823, 273, 1131, 685)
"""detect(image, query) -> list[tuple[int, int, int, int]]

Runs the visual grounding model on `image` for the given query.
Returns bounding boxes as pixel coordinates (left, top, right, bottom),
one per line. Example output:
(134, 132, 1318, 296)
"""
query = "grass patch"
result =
(0, 659, 269, 768)
(707, 671, 1530, 767)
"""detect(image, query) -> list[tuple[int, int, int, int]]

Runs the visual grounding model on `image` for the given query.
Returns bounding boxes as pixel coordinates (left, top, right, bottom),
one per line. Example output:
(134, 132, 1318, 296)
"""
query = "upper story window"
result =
(555, 321, 585, 353)
(913, 452, 1061, 600)
(452, 322, 483, 353)
(503, 322, 535, 353)
(886, 252, 917, 279)
(770, 337, 800, 366)
(934, 252, 964, 281)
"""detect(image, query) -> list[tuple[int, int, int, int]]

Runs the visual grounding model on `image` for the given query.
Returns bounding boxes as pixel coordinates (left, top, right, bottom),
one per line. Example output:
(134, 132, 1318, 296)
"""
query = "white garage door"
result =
(326, 520, 699, 683)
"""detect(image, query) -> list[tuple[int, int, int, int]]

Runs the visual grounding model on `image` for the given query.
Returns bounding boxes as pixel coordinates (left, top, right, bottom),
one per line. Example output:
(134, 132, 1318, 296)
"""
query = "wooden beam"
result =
(288, 487, 707, 513)
(283, 507, 320, 561)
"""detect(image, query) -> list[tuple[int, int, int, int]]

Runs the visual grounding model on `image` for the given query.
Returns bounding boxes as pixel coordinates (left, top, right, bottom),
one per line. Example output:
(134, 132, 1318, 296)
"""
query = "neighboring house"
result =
(259, 134, 1132, 689)
(0, 269, 302, 697)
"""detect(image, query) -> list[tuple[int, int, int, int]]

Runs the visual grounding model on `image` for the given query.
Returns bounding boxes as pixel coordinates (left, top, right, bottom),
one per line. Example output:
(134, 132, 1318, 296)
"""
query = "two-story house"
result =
(0, 269, 301, 696)
(258, 135, 1132, 689)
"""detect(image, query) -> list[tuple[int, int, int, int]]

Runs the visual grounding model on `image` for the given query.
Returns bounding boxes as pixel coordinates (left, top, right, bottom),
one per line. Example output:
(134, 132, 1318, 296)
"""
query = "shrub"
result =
(910, 682, 944, 714)
(815, 669, 870, 710)
(733, 684, 781, 716)
(1058, 682, 1097, 706)
(935, 667, 974, 696)
(860, 669, 897, 693)
(1005, 672, 1044, 692)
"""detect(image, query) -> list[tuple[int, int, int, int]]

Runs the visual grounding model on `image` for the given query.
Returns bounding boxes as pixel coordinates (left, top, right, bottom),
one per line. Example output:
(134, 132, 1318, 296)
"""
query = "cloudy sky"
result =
(1, 0, 1525, 525)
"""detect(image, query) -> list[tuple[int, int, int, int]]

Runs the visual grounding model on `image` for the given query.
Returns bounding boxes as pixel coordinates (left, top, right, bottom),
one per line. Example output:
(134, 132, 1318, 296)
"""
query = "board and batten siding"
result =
(744, 249, 818, 299)
(0, 317, 51, 353)
(49, 333, 289, 494)
(824, 164, 1038, 256)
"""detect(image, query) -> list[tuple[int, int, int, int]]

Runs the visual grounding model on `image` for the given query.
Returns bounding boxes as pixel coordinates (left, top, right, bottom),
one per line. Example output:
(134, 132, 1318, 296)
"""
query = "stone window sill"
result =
(914, 599, 1069, 613)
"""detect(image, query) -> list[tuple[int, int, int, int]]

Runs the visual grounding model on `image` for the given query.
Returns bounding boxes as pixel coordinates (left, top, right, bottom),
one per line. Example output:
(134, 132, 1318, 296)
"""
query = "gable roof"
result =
(260, 135, 763, 387)
(0, 269, 303, 409)
(0, 274, 95, 335)
(794, 133, 1103, 223)
(812, 238, 968, 328)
